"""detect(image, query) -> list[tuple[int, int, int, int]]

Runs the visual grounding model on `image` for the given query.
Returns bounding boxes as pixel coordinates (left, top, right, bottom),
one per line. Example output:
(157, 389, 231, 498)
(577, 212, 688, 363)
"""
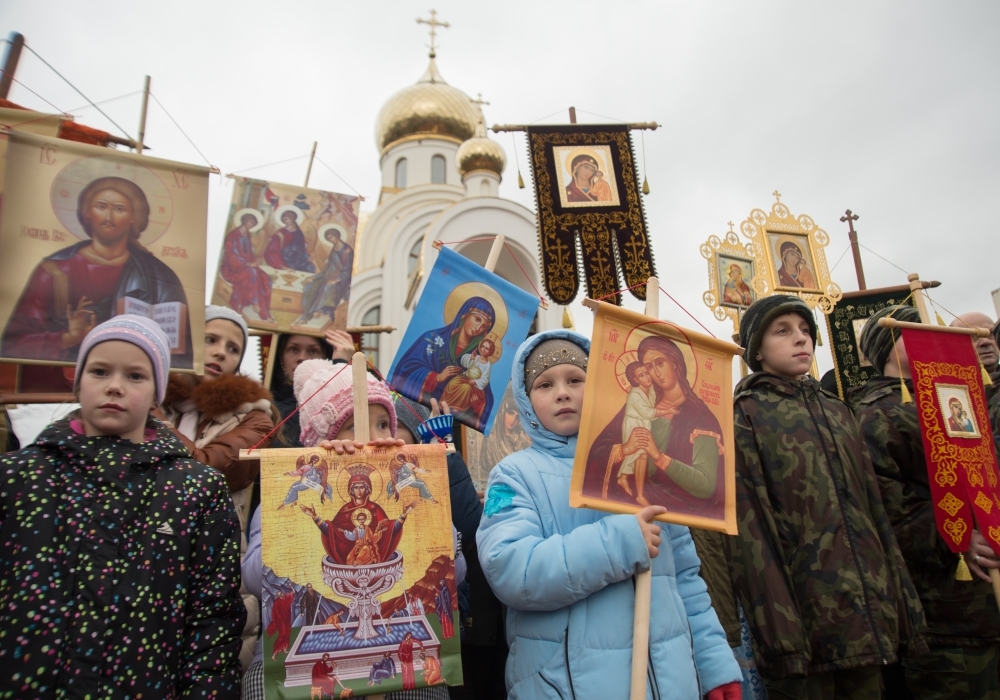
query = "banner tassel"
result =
(956, 555, 974, 581)
(642, 176, 650, 195)
(900, 380, 913, 404)
(936, 311, 947, 326)
(518, 170, 525, 189)
(983, 364, 994, 387)
(816, 330, 823, 347)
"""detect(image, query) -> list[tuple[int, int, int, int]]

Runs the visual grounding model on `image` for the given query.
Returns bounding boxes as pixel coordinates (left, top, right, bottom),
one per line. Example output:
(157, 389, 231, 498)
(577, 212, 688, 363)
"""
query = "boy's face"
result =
(77, 340, 156, 443)
(635, 366, 652, 388)
(204, 319, 244, 378)
(335, 404, 394, 441)
(529, 363, 587, 437)
(757, 312, 814, 380)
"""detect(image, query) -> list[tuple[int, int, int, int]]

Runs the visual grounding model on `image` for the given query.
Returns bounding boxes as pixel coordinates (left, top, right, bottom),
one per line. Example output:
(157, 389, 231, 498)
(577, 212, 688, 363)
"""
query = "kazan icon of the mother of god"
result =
(1, 176, 192, 364)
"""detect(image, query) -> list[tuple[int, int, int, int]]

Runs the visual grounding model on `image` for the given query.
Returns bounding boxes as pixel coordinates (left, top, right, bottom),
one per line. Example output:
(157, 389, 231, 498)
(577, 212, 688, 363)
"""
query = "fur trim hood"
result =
(164, 373, 273, 422)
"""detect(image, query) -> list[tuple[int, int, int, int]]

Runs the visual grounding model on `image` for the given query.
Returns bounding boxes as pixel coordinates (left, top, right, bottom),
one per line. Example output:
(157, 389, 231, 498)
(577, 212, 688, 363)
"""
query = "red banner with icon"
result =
(902, 327, 1000, 555)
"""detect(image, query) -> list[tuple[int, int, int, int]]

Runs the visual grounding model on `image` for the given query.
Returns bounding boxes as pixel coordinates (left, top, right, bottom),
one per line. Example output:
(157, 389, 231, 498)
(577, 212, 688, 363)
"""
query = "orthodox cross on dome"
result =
(417, 9, 450, 58)
(470, 93, 490, 121)
(772, 190, 782, 203)
(727, 221, 734, 233)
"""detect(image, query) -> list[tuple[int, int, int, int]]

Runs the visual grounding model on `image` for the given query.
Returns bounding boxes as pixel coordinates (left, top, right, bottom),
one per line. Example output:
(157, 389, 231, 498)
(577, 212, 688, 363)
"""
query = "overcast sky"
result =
(4, 1, 1000, 376)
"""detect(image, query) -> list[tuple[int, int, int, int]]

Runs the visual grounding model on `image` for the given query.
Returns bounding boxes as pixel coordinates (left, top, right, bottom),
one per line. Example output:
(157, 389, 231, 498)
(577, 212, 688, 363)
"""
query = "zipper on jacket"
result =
(564, 630, 577, 700)
(803, 386, 889, 665)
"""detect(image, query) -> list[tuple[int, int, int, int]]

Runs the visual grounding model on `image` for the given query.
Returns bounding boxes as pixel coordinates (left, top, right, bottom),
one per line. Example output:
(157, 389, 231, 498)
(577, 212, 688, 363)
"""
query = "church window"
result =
(395, 158, 407, 188)
(431, 154, 446, 184)
(361, 306, 380, 368)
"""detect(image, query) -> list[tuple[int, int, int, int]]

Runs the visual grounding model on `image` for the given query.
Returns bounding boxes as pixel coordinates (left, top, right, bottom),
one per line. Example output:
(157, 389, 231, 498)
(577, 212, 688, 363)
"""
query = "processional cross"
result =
(417, 9, 449, 57)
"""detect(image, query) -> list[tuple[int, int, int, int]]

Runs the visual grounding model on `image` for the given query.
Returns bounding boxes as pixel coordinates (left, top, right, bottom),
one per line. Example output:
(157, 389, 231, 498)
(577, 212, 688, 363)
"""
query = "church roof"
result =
(374, 56, 479, 152)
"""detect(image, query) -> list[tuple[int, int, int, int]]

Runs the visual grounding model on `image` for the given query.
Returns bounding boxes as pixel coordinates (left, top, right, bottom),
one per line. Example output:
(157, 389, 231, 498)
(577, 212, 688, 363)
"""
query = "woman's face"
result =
(575, 161, 596, 184)
(462, 310, 490, 336)
(951, 401, 963, 419)
(282, 335, 324, 382)
(729, 268, 742, 283)
(85, 189, 134, 243)
(783, 248, 802, 268)
(503, 406, 519, 431)
(641, 347, 678, 392)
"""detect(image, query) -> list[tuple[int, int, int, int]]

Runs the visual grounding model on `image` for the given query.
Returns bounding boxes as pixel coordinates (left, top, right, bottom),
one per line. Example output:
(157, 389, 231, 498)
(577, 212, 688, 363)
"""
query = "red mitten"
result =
(705, 681, 741, 700)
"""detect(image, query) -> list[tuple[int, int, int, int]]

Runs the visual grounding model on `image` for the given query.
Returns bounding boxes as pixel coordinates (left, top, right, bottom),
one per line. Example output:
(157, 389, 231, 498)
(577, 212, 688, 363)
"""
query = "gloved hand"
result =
(705, 681, 741, 700)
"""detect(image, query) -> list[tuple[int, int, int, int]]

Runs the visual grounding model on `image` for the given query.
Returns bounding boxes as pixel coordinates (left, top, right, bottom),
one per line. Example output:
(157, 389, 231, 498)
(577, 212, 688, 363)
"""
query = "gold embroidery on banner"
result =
(938, 492, 965, 517)
(975, 491, 994, 514)
(989, 526, 1000, 548)
(943, 517, 969, 546)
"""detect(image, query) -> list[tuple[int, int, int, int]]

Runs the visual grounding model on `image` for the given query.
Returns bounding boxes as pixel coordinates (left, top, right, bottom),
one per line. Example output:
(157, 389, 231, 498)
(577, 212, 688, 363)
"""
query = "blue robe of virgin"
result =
(390, 296, 496, 427)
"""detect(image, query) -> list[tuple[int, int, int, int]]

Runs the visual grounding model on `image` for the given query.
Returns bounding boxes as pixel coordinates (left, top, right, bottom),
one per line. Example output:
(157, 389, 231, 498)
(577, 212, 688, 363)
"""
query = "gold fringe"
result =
(956, 556, 974, 581)
(642, 176, 650, 195)
(900, 380, 913, 404)
(517, 171, 525, 189)
(816, 331, 823, 347)
(983, 364, 994, 387)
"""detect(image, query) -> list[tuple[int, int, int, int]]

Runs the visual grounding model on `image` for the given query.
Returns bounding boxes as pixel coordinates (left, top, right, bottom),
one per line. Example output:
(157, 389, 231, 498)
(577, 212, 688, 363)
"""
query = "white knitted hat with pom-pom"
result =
(292, 359, 397, 446)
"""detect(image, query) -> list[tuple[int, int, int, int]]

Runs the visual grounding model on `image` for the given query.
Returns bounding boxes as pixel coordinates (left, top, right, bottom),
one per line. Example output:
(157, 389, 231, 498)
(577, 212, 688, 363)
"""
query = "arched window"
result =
(431, 154, 446, 184)
(407, 240, 422, 276)
(361, 306, 380, 369)
(394, 158, 407, 188)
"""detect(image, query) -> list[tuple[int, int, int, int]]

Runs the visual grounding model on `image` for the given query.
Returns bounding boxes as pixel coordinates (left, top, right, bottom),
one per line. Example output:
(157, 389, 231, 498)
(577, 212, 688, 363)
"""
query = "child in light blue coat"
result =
(477, 329, 742, 700)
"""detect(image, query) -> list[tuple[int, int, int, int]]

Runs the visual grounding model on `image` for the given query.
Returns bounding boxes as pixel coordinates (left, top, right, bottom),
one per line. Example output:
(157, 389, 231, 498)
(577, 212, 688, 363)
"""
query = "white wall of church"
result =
(379, 137, 462, 190)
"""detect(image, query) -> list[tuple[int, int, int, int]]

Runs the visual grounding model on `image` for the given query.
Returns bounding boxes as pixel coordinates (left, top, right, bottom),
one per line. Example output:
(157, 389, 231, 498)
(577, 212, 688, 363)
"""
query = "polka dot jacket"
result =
(0, 416, 245, 699)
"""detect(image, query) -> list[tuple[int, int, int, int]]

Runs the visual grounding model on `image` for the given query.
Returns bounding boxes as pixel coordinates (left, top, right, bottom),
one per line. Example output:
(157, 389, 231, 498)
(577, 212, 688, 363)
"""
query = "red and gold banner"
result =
(902, 327, 1000, 555)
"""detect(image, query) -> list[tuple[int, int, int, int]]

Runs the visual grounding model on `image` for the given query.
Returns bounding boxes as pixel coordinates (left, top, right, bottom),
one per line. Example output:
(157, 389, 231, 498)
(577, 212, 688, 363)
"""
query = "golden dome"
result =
(375, 57, 479, 152)
(456, 117, 506, 177)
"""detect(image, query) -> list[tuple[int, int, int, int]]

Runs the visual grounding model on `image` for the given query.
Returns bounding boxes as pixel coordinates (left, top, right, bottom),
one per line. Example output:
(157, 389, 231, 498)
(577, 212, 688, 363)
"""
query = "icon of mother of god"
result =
(1, 176, 192, 364)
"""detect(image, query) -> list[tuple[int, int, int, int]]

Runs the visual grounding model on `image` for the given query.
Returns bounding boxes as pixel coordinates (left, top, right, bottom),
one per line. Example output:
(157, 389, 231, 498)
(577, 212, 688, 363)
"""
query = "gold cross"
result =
(471, 93, 490, 108)
(772, 190, 782, 203)
(417, 10, 450, 57)
(727, 221, 734, 233)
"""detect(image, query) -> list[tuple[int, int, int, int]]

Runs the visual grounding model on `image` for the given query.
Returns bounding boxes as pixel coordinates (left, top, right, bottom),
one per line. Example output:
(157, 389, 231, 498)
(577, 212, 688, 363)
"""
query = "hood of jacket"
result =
(510, 328, 590, 459)
(164, 372, 273, 422)
(34, 414, 190, 465)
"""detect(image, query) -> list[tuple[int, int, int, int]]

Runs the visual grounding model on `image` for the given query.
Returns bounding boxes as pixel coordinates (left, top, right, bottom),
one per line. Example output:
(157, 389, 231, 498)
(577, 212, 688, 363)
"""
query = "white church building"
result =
(346, 49, 563, 375)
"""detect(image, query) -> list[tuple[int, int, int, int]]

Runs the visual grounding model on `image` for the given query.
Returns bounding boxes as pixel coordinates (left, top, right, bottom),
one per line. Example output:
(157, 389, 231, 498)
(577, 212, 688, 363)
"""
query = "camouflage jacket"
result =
(728, 373, 926, 679)
(853, 376, 1000, 647)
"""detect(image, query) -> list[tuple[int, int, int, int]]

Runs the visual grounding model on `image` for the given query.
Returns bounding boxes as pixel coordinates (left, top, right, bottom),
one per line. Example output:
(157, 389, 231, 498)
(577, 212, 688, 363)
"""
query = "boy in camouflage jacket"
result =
(728, 296, 926, 700)
(854, 305, 1000, 700)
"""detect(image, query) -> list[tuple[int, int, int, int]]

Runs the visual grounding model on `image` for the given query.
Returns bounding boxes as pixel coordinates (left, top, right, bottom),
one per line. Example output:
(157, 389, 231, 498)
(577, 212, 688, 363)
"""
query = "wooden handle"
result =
(644, 277, 659, 319)
(990, 569, 1000, 611)
(877, 318, 990, 338)
(630, 568, 652, 700)
(907, 273, 932, 325)
(352, 352, 370, 443)
(484, 234, 505, 273)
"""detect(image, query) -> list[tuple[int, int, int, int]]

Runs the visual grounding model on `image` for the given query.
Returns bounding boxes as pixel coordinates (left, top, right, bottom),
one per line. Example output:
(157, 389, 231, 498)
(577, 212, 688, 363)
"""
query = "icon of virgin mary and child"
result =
(302, 464, 415, 567)
(390, 297, 500, 431)
(582, 335, 725, 521)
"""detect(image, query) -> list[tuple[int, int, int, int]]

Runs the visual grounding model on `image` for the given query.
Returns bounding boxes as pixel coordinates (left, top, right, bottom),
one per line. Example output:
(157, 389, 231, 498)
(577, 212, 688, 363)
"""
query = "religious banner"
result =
(259, 445, 461, 698)
(700, 223, 772, 334)
(462, 382, 531, 491)
(825, 285, 915, 399)
(526, 125, 656, 305)
(212, 176, 360, 334)
(737, 194, 841, 315)
(0, 130, 209, 373)
(571, 299, 739, 534)
(387, 246, 540, 436)
(901, 326, 1000, 556)
(0, 107, 64, 193)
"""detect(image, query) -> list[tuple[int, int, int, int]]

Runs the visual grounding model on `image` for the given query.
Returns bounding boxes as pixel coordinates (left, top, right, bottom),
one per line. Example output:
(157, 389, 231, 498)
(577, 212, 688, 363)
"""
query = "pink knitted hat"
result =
(293, 359, 397, 445)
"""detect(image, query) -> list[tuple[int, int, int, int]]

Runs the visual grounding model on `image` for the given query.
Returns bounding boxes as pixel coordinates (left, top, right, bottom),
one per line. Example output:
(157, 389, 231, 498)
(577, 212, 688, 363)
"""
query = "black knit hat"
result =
(738, 295, 817, 372)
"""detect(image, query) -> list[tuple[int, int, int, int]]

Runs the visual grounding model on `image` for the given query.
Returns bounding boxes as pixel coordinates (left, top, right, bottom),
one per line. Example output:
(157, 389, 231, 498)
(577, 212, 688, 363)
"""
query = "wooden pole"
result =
(135, 75, 150, 154)
(351, 351, 370, 443)
(0, 32, 25, 100)
(568, 106, 577, 124)
(304, 141, 317, 187)
(492, 121, 658, 133)
(908, 273, 932, 325)
(484, 234, 505, 273)
(840, 210, 866, 291)
(630, 276, 658, 700)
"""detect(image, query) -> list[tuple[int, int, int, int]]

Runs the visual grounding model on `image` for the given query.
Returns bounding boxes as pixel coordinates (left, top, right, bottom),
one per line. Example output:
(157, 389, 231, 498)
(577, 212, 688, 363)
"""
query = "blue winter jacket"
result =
(476, 329, 741, 699)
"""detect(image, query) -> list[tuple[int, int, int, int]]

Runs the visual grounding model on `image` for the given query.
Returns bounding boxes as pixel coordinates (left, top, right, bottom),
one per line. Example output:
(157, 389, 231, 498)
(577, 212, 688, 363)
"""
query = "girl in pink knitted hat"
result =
(240, 358, 405, 696)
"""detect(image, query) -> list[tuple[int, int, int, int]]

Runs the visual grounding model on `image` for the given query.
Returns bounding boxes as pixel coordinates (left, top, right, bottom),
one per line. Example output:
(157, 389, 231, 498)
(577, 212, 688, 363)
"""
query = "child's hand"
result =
(636, 505, 667, 559)
(368, 438, 405, 449)
(705, 682, 741, 700)
(319, 439, 365, 454)
(429, 398, 452, 417)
